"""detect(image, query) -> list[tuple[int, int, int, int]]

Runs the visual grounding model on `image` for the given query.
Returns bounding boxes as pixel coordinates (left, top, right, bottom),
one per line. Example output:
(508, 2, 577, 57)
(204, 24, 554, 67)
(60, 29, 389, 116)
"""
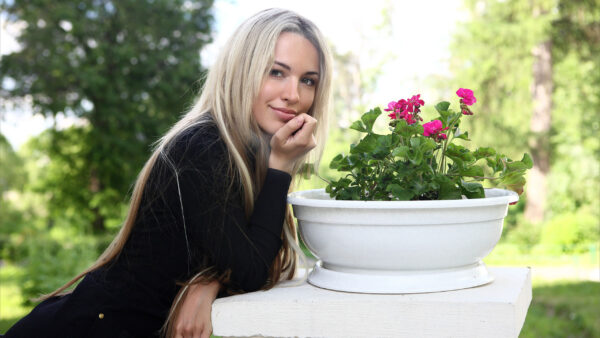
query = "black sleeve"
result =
(167, 127, 291, 292)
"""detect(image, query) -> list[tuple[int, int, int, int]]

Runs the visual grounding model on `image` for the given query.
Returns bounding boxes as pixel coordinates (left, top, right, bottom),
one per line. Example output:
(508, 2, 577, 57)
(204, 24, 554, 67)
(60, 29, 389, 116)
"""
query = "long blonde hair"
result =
(40, 8, 332, 336)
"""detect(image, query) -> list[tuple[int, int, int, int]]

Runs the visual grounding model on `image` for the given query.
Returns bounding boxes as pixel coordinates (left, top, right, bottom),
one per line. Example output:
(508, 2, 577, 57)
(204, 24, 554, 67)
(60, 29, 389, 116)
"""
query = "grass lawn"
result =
(2, 259, 599, 336)
(521, 279, 600, 337)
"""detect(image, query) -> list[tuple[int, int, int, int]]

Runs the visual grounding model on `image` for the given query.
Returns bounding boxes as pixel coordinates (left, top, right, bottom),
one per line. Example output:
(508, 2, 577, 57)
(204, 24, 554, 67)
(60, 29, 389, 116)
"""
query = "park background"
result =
(0, 0, 598, 336)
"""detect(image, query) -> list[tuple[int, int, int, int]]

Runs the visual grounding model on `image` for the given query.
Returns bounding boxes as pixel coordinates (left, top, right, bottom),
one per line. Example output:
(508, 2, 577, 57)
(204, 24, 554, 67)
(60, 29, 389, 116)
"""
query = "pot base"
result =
(308, 260, 494, 294)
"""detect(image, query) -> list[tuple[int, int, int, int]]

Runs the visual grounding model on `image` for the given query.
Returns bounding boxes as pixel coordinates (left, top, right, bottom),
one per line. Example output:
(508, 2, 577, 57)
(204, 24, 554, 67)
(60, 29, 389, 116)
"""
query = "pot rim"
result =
(288, 188, 518, 209)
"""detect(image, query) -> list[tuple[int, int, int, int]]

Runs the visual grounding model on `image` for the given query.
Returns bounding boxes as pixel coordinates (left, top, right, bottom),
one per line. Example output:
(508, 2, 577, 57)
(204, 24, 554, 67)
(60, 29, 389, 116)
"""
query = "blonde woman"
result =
(4, 8, 332, 338)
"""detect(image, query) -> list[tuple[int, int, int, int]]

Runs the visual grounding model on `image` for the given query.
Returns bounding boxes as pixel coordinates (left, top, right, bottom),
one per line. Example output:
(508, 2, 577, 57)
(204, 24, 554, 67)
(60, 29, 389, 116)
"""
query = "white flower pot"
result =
(288, 188, 518, 294)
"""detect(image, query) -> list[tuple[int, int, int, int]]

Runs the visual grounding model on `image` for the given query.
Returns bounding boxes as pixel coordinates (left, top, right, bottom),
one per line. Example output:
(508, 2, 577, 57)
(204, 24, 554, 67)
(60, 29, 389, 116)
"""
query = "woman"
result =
(4, 8, 332, 338)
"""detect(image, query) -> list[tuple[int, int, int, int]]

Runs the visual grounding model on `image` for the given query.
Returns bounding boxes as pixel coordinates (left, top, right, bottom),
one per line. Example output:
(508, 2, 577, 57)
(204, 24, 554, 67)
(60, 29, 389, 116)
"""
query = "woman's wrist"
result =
(190, 280, 221, 298)
(268, 154, 292, 174)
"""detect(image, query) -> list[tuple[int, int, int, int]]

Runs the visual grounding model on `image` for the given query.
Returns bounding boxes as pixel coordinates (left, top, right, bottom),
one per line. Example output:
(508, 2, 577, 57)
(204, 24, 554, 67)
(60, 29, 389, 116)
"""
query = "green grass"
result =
(485, 243, 599, 267)
(521, 280, 600, 337)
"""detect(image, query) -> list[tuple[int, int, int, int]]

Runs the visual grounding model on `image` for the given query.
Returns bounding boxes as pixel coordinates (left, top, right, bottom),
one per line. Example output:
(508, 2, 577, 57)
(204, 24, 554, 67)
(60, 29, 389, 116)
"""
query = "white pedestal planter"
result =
(288, 188, 518, 293)
(212, 267, 532, 338)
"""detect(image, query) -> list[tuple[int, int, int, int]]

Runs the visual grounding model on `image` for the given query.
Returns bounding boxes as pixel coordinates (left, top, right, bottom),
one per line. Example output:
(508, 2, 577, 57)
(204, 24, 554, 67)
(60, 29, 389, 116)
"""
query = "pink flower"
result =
(385, 99, 408, 120)
(423, 120, 449, 142)
(386, 95, 424, 125)
(385, 101, 397, 112)
(423, 120, 443, 136)
(407, 94, 425, 112)
(456, 88, 476, 106)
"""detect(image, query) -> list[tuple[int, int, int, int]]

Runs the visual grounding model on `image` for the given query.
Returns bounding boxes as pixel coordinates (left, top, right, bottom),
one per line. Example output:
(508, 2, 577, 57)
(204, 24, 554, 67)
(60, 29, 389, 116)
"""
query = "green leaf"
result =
(474, 147, 496, 160)
(349, 120, 367, 132)
(392, 145, 410, 158)
(435, 101, 450, 113)
(521, 153, 533, 168)
(459, 165, 484, 177)
(506, 160, 530, 171)
(411, 150, 425, 165)
(361, 107, 382, 132)
(460, 181, 485, 198)
(350, 134, 378, 154)
(438, 180, 462, 200)
(373, 134, 393, 158)
(445, 143, 475, 163)
(455, 130, 470, 141)
(486, 155, 505, 172)
(329, 154, 345, 169)
(394, 119, 423, 138)
(500, 172, 526, 195)
(409, 137, 421, 148)
(419, 137, 437, 152)
(386, 184, 413, 200)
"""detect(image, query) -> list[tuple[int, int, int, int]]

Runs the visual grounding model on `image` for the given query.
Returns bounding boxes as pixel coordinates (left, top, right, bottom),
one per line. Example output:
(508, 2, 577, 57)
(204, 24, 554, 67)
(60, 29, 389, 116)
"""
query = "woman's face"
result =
(252, 32, 320, 135)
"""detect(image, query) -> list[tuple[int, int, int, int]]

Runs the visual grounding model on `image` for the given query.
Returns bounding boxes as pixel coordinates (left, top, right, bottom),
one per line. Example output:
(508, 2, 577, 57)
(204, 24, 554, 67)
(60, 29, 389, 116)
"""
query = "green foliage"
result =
(537, 211, 600, 254)
(0, 264, 33, 333)
(505, 216, 543, 253)
(326, 95, 532, 200)
(447, 0, 599, 233)
(19, 232, 105, 304)
(521, 281, 600, 337)
(0, 0, 214, 232)
(0, 134, 25, 194)
(0, 135, 28, 258)
(448, 0, 547, 159)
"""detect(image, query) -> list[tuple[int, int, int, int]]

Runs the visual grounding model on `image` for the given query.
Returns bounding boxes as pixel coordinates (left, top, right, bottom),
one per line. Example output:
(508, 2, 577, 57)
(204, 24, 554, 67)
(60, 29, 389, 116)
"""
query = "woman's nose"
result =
(282, 79, 300, 103)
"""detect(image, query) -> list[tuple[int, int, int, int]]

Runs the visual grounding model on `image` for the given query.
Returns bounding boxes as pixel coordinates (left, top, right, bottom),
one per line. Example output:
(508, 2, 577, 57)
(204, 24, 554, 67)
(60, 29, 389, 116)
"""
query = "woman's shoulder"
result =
(167, 117, 227, 164)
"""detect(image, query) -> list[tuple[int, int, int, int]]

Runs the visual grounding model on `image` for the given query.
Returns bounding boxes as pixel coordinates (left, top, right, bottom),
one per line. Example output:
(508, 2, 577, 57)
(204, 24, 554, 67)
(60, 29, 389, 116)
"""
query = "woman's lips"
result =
(271, 106, 297, 122)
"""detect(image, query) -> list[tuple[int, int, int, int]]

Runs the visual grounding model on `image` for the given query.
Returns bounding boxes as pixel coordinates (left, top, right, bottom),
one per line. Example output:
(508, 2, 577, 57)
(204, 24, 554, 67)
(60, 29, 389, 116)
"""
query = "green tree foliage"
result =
(0, 134, 26, 240)
(450, 0, 559, 159)
(448, 0, 599, 247)
(0, 0, 214, 232)
(0, 134, 25, 195)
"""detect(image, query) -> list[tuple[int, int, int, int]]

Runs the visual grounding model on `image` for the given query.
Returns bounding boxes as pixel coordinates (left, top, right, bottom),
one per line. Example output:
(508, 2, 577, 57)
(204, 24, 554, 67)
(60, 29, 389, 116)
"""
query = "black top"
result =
(5, 121, 292, 337)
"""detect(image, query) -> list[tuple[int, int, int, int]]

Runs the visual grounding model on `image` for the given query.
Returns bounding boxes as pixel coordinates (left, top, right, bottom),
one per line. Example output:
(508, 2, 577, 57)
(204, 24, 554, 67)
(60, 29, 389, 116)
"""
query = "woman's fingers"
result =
(273, 114, 316, 148)
(269, 113, 318, 173)
(289, 115, 316, 145)
(273, 115, 305, 143)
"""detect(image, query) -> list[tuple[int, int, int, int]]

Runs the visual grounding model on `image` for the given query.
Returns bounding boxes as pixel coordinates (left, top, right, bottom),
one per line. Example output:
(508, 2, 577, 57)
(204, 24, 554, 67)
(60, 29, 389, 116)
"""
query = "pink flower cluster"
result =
(457, 88, 476, 115)
(423, 120, 449, 142)
(385, 94, 425, 125)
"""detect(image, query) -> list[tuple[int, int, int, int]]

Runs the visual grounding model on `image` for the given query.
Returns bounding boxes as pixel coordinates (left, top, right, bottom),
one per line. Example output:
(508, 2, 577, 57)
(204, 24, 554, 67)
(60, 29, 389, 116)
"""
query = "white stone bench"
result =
(212, 267, 532, 338)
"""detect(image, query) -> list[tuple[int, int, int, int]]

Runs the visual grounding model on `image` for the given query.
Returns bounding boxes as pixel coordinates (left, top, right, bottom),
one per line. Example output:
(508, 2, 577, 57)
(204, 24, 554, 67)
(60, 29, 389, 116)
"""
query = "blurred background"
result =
(1, 0, 598, 336)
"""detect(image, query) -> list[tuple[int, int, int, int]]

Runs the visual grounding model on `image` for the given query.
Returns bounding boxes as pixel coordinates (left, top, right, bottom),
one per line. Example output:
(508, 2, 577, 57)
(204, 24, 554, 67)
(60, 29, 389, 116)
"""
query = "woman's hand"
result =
(269, 113, 317, 174)
(173, 280, 221, 338)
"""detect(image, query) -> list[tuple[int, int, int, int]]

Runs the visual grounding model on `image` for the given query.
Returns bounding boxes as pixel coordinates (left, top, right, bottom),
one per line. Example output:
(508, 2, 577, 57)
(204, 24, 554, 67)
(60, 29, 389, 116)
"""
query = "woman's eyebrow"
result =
(274, 61, 319, 76)
(274, 61, 291, 71)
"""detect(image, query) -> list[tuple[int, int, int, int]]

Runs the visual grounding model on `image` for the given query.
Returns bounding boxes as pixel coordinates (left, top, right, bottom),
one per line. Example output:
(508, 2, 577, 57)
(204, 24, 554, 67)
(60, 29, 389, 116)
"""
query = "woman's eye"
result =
(302, 78, 316, 86)
(270, 69, 283, 77)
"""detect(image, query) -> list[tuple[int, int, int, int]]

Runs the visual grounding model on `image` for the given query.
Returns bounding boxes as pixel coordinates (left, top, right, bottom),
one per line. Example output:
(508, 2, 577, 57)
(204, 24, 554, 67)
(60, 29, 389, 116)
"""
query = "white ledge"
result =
(212, 267, 532, 338)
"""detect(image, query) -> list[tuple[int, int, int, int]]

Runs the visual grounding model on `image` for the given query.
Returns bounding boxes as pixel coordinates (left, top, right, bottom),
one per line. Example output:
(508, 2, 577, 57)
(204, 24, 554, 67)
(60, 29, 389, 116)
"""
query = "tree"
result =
(527, 7, 553, 223)
(0, 133, 26, 237)
(0, 0, 214, 232)
(448, 0, 599, 224)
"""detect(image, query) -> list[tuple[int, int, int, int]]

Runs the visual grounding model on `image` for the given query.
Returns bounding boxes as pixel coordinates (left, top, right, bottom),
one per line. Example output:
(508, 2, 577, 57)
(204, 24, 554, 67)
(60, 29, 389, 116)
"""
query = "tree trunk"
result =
(525, 40, 552, 223)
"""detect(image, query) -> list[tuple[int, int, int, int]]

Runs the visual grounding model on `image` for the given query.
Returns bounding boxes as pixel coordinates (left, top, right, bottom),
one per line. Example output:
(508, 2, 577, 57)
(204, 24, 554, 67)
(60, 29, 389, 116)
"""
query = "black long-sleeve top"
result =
(5, 121, 292, 337)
